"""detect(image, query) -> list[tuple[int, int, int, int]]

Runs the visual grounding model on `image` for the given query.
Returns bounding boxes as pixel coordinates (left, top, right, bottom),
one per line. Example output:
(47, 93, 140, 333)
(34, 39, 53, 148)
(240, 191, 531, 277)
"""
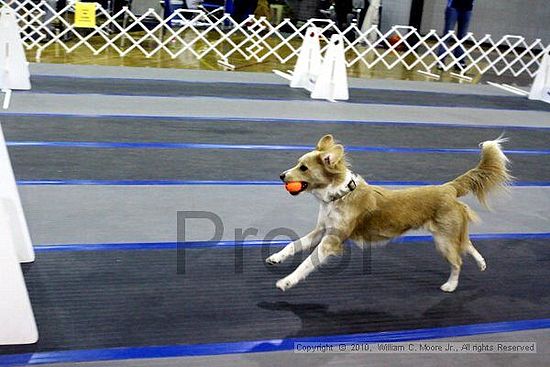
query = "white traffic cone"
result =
(289, 26, 322, 91)
(528, 50, 550, 104)
(0, 7, 31, 109)
(0, 124, 34, 263)
(0, 200, 39, 345)
(311, 34, 349, 101)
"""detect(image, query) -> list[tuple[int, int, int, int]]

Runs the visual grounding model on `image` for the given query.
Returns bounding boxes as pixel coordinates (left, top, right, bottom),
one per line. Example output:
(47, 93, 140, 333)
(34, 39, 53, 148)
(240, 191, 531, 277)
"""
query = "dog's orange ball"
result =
(285, 181, 303, 193)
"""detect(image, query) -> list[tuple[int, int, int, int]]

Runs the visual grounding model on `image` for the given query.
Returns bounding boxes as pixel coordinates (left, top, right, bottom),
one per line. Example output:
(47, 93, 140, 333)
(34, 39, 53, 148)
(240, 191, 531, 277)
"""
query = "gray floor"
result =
(2, 65, 549, 367)
(27, 75, 550, 111)
(37, 329, 549, 367)
(7, 147, 548, 182)
(5, 240, 549, 364)
(29, 63, 516, 96)
(19, 186, 550, 245)
(2, 115, 550, 149)
(6, 93, 550, 128)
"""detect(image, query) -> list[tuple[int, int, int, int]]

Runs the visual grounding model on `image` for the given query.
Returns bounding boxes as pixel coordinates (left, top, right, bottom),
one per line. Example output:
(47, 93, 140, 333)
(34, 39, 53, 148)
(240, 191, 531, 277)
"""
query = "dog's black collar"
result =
(326, 173, 358, 202)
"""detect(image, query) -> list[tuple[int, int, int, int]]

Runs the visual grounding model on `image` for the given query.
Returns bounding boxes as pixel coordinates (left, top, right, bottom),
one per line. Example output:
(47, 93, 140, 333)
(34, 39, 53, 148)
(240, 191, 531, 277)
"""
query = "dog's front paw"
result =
(266, 253, 284, 265)
(440, 281, 458, 293)
(276, 276, 297, 291)
(478, 259, 487, 272)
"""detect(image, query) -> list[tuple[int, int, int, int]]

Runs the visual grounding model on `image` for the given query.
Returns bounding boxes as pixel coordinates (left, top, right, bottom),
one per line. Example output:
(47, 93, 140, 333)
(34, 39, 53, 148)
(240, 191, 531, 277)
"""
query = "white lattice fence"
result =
(1, 0, 548, 78)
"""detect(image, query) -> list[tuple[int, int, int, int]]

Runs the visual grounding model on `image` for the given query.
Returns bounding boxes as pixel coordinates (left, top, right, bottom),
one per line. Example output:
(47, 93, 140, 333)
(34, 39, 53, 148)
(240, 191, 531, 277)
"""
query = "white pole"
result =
(2, 89, 11, 109)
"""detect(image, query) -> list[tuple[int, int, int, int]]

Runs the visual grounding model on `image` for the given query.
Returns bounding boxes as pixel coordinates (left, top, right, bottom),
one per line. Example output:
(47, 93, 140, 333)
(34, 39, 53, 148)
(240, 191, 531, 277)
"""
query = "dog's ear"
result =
(316, 134, 335, 151)
(320, 144, 344, 167)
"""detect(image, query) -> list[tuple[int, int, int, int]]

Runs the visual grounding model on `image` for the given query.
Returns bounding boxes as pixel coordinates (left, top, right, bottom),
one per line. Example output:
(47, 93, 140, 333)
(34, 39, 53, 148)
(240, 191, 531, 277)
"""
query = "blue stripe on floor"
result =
(1, 111, 549, 130)
(16, 179, 550, 186)
(1, 318, 548, 366)
(34, 233, 550, 252)
(7, 141, 550, 155)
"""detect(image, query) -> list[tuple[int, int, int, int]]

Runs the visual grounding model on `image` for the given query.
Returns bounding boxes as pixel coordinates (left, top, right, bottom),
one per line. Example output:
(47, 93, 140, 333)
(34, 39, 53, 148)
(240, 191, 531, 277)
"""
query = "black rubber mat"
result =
(28, 75, 550, 112)
(1, 239, 549, 355)
(8, 147, 549, 182)
(2, 115, 550, 150)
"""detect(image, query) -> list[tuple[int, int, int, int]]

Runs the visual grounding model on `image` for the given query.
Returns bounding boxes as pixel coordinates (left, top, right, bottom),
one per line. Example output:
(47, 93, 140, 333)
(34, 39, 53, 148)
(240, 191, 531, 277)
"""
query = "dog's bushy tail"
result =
(447, 137, 512, 208)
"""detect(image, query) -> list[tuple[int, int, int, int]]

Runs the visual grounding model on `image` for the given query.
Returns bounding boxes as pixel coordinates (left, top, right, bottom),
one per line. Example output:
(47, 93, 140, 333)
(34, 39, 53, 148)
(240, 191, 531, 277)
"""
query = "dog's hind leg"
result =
(433, 234, 463, 293)
(266, 228, 323, 265)
(276, 235, 342, 291)
(466, 241, 486, 271)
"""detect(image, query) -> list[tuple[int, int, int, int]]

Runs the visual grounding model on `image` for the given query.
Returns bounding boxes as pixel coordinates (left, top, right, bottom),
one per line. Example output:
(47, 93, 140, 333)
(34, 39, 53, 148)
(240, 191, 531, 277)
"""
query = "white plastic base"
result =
(290, 26, 322, 91)
(0, 200, 38, 345)
(311, 34, 349, 101)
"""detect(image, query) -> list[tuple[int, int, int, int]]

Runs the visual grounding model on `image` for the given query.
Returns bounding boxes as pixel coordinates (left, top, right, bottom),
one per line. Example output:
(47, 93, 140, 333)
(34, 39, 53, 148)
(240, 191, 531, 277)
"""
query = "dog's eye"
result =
(299, 165, 308, 172)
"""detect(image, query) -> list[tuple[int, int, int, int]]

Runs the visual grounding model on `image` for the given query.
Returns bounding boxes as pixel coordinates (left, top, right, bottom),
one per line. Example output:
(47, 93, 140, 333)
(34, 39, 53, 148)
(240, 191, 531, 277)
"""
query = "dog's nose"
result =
(280, 173, 286, 181)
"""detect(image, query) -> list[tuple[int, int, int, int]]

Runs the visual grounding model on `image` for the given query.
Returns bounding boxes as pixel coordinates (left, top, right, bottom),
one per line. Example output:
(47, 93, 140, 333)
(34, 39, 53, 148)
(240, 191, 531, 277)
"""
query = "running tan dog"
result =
(266, 134, 511, 292)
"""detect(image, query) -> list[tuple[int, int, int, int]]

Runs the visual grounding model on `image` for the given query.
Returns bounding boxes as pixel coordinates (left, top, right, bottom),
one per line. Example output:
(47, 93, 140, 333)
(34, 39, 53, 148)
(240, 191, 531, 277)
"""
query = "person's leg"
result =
(334, 0, 353, 30)
(437, 6, 458, 63)
(232, 0, 258, 23)
(232, 0, 247, 23)
(56, 0, 67, 11)
(357, 0, 370, 27)
(454, 10, 472, 61)
(44, 0, 58, 34)
(113, 0, 128, 13)
(246, 0, 259, 17)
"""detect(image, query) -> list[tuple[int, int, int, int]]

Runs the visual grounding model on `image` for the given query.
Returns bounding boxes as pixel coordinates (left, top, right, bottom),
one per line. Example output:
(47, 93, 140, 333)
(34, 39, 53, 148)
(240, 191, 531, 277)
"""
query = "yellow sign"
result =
(74, 2, 96, 28)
